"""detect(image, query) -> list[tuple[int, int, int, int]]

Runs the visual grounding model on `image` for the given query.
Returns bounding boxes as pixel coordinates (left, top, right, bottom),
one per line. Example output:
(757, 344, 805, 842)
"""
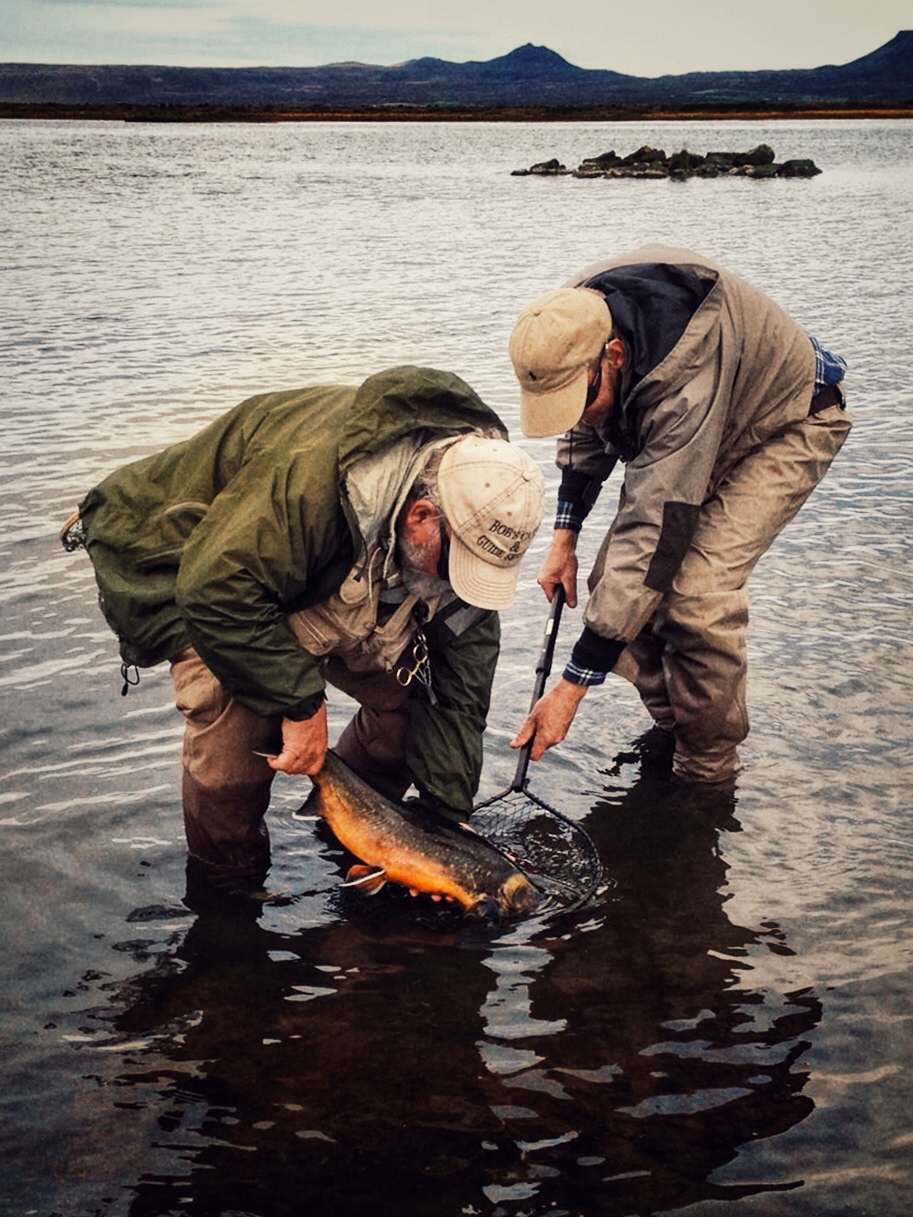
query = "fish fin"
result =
(341, 865, 387, 894)
(291, 789, 322, 821)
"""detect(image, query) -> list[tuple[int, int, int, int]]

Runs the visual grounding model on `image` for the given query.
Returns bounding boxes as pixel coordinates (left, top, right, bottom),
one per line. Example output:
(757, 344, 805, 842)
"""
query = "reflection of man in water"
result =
(509, 245, 852, 785)
(509, 776, 821, 1212)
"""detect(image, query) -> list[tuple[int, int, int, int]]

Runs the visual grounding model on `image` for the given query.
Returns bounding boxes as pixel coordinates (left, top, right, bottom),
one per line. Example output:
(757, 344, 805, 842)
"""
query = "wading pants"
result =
(612, 398, 852, 784)
(171, 649, 413, 876)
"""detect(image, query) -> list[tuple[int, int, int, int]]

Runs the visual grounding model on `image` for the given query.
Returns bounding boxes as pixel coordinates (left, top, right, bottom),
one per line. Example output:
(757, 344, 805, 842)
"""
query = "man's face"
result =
(398, 501, 450, 600)
(580, 337, 625, 430)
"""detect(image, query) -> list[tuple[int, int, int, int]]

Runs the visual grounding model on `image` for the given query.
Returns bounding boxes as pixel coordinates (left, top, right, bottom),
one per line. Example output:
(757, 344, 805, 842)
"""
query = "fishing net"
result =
(470, 591, 604, 914)
(472, 785, 603, 913)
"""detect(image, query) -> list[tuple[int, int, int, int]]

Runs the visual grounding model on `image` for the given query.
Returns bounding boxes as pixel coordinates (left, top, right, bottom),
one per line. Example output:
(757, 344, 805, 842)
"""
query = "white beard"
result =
(398, 530, 450, 602)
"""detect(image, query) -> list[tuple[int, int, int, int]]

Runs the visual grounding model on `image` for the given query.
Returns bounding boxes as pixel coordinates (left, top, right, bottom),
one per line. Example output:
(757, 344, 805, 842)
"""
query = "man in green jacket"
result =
(62, 366, 544, 896)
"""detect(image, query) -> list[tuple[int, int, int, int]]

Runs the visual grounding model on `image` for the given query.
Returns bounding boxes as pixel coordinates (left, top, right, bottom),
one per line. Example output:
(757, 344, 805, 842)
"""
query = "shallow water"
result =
(2, 117, 913, 1217)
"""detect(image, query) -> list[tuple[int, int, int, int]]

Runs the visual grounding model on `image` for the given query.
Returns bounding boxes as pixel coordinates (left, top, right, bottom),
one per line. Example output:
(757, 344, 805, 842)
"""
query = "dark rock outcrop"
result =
(510, 156, 567, 175)
(511, 144, 822, 179)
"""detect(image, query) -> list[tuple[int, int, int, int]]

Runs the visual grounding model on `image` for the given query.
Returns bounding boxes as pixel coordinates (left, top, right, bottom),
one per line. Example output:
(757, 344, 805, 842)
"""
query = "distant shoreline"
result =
(2, 102, 912, 123)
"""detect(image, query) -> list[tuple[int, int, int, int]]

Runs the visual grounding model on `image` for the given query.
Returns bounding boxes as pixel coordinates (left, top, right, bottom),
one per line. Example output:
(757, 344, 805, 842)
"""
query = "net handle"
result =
(510, 587, 565, 792)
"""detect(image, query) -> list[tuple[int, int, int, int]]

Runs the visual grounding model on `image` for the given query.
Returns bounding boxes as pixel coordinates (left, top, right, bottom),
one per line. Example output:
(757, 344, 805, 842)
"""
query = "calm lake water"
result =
(2, 117, 913, 1217)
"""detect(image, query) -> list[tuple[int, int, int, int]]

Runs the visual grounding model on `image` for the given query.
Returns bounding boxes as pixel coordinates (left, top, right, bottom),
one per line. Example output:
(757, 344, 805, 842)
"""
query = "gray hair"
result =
(407, 445, 445, 509)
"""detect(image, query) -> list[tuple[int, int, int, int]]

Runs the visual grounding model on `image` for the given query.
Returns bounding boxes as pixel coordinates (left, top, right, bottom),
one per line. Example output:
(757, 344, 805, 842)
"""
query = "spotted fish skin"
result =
(310, 751, 540, 919)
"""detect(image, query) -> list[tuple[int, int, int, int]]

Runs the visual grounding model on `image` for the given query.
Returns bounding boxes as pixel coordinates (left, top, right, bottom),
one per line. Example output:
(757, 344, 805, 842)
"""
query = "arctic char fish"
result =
(309, 751, 540, 920)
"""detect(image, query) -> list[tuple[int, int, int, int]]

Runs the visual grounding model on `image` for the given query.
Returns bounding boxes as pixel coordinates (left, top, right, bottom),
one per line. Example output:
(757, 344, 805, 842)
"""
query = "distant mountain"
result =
(640, 30, 913, 105)
(1, 34, 911, 109)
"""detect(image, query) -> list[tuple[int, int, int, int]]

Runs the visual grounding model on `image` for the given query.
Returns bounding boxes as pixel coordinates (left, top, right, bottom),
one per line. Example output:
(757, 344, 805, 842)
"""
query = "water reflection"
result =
(474, 773, 820, 1213)
(87, 906, 506, 1217)
(57, 770, 820, 1217)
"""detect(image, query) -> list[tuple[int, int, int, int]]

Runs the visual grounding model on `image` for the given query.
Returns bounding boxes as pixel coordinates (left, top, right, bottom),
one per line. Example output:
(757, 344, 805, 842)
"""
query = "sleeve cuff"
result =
(567, 626, 626, 680)
(562, 661, 608, 687)
(555, 500, 585, 533)
(557, 467, 609, 525)
(283, 691, 327, 721)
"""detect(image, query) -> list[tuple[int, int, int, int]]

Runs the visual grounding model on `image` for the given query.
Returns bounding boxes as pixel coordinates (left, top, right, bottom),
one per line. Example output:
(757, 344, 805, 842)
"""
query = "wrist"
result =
(556, 677, 589, 704)
(551, 528, 578, 551)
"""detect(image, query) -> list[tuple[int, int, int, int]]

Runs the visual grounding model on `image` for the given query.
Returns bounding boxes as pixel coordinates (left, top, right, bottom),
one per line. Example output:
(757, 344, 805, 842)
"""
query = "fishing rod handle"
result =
(514, 586, 566, 791)
(529, 585, 565, 709)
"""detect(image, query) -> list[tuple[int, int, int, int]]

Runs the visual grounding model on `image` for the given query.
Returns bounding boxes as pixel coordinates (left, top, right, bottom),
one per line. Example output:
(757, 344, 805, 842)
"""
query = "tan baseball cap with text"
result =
(438, 435, 544, 610)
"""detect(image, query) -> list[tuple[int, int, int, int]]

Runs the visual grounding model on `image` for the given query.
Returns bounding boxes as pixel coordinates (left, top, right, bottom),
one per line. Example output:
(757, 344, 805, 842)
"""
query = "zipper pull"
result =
(120, 663, 140, 696)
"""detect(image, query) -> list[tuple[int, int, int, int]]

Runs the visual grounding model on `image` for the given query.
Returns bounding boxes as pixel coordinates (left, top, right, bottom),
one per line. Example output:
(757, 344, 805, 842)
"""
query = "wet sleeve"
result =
(405, 606, 500, 817)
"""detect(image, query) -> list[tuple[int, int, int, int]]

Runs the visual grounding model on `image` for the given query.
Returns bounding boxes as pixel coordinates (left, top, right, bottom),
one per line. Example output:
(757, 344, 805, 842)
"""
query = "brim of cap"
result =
(519, 364, 589, 438)
(447, 535, 521, 611)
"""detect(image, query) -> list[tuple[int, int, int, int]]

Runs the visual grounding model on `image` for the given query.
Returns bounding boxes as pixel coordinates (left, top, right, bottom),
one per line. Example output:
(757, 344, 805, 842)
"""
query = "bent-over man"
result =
(62, 366, 544, 897)
(508, 244, 851, 785)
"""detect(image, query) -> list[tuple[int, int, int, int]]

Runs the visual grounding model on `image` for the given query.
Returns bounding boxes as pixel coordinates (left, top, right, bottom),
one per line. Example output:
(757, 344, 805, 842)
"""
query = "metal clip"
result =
(396, 633, 429, 687)
(395, 630, 436, 704)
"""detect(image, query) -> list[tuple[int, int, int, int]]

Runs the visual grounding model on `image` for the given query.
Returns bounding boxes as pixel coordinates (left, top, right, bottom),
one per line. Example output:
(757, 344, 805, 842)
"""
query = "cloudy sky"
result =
(1, 0, 909, 76)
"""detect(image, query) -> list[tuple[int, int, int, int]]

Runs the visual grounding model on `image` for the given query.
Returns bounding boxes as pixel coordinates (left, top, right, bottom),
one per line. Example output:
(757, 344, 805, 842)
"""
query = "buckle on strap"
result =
(60, 510, 86, 551)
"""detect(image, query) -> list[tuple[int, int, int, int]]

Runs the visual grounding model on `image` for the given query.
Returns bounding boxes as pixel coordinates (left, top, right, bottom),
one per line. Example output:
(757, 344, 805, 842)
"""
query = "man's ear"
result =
(400, 497, 438, 530)
(606, 337, 626, 370)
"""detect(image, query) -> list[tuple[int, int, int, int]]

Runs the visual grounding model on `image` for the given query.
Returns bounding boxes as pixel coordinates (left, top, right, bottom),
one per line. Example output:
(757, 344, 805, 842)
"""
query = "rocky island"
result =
(512, 144, 822, 179)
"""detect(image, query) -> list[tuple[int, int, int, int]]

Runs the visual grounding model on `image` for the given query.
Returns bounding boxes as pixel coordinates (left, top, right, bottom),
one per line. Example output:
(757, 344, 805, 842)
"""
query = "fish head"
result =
(464, 895, 503, 924)
(465, 873, 541, 922)
(498, 871, 543, 917)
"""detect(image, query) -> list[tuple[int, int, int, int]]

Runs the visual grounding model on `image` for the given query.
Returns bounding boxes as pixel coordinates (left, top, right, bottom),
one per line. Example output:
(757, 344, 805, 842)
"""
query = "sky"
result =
(1, 0, 910, 76)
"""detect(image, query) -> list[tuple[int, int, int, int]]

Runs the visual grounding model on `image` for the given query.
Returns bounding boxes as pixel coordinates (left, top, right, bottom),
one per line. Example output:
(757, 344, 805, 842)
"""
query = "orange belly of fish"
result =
(381, 857, 477, 904)
(332, 816, 478, 904)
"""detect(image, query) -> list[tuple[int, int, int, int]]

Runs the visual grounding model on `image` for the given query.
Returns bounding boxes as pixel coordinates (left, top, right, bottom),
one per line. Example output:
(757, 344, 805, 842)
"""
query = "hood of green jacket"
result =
(339, 366, 507, 476)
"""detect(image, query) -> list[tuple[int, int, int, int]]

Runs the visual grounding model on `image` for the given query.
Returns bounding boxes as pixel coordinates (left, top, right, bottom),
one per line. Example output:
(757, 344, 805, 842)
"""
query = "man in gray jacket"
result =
(508, 245, 851, 785)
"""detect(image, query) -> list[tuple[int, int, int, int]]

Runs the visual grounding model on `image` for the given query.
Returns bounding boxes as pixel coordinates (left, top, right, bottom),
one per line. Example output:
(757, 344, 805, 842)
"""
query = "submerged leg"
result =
(622, 404, 852, 784)
(671, 404, 851, 782)
(171, 648, 278, 878)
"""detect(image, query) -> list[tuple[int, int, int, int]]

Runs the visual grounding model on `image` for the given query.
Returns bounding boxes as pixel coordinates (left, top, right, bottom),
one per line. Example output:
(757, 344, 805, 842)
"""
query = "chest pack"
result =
(286, 546, 431, 674)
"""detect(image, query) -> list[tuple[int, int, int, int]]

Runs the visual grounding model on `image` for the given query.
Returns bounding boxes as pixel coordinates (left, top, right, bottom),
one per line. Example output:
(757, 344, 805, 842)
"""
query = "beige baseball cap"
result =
(438, 435, 545, 610)
(509, 287, 613, 437)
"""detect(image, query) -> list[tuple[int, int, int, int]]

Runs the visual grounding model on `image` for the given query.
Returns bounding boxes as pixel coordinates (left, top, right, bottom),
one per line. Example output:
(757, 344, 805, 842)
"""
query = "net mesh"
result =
(472, 786, 603, 913)
(465, 592, 604, 913)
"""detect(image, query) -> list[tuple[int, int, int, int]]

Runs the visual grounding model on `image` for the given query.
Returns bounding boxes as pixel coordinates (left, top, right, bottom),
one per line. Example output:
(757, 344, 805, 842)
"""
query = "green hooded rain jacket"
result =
(78, 366, 507, 814)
